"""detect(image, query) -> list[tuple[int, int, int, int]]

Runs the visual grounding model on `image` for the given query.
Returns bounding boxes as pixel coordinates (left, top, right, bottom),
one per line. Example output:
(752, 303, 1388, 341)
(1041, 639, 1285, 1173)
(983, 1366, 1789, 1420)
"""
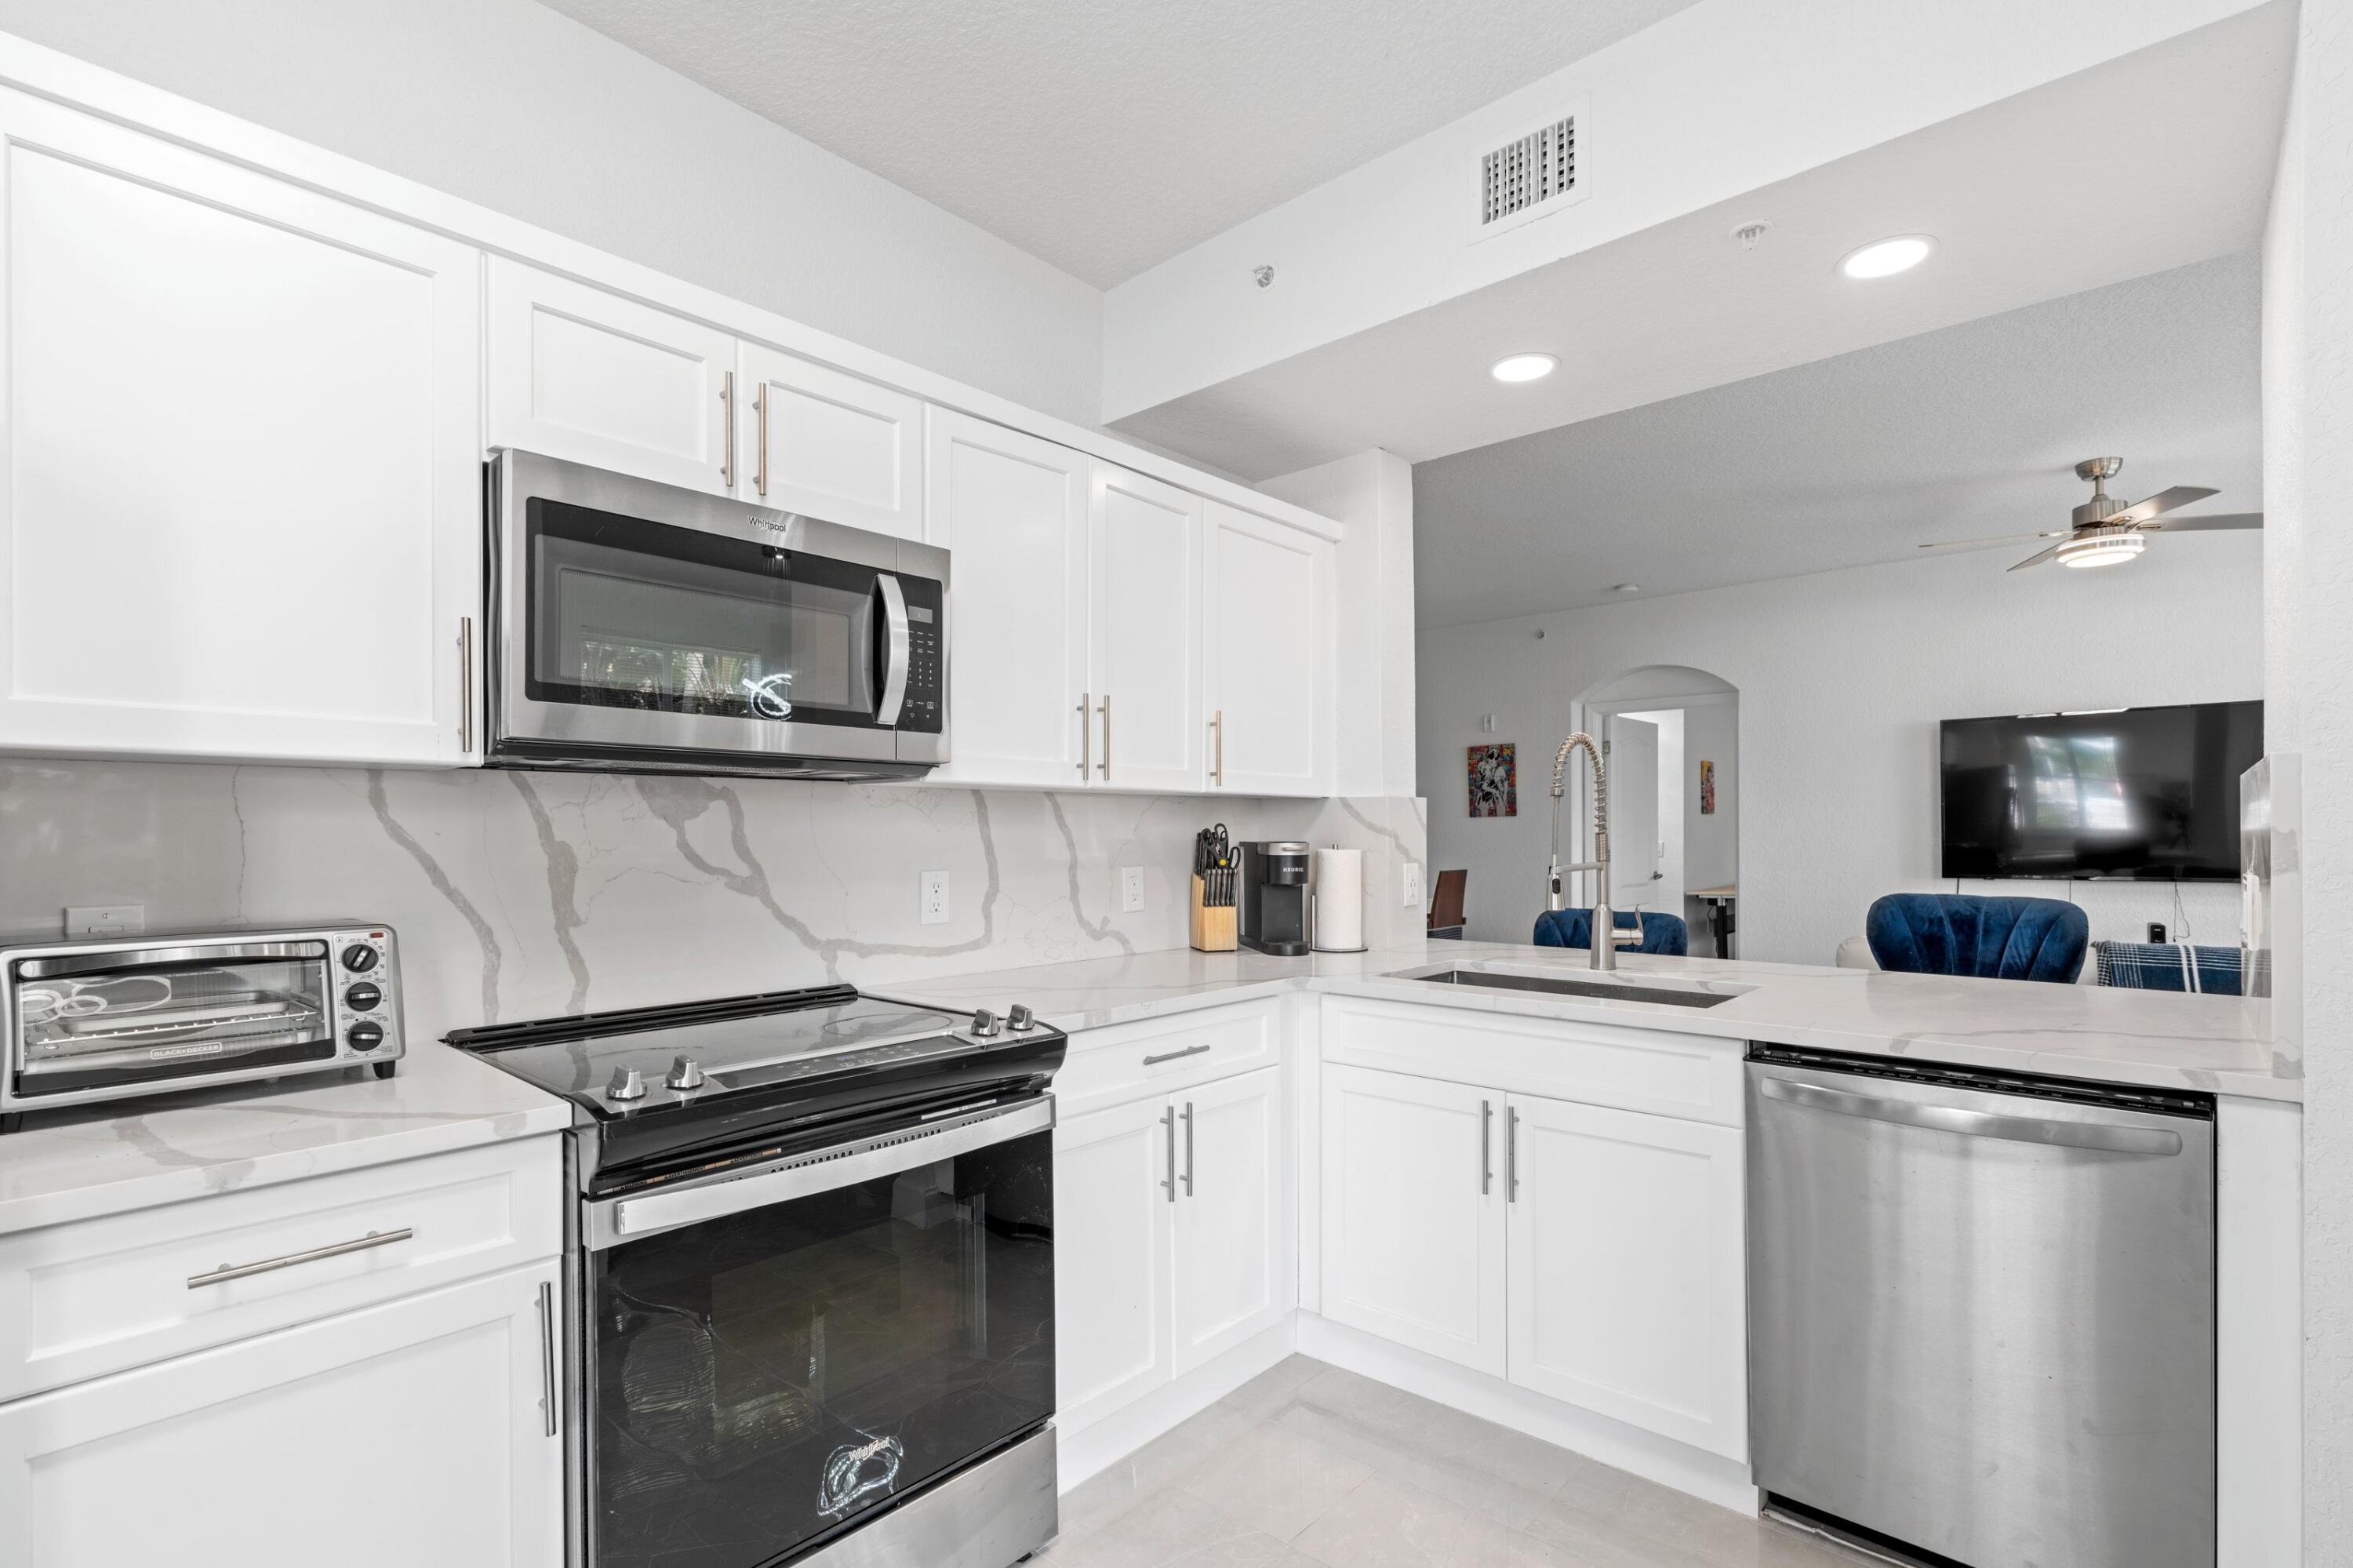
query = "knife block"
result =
(1190, 875, 1237, 952)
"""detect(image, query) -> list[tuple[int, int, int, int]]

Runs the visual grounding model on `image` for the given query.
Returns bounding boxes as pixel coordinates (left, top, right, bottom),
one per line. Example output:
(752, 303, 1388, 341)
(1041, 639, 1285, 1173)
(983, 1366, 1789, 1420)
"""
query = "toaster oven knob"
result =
(346, 1020, 386, 1053)
(665, 1055, 706, 1091)
(1007, 1004, 1035, 1032)
(606, 1065, 647, 1101)
(341, 944, 380, 973)
(344, 981, 383, 1013)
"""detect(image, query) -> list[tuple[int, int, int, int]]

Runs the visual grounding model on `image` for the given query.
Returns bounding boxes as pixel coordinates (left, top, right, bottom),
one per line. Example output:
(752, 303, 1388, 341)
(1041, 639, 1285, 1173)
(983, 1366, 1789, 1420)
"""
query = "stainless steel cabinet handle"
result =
(720, 370, 736, 488)
(1098, 693, 1112, 779)
(1505, 1108, 1519, 1202)
(1078, 691, 1092, 777)
(1161, 1104, 1177, 1202)
(1480, 1099, 1493, 1196)
(1142, 1043, 1211, 1066)
(755, 381, 769, 498)
(1210, 710, 1224, 786)
(457, 616, 475, 754)
(536, 1280, 559, 1437)
(188, 1227, 413, 1289)
(1182, 1101, 1195, 1196)
(1758, 1075, 2184, 1155)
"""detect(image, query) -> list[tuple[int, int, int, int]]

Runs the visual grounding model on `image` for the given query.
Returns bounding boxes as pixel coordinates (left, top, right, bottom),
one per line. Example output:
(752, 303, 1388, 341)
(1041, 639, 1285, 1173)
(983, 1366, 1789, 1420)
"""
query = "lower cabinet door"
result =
(1504, 1093, 1747, 1459)
(1172, 1068, 1290, 1373)
(1054, 1097, 1176, 1432)
(0, 1261, 563, 1567)
(1319, 1064, 1507, 1376)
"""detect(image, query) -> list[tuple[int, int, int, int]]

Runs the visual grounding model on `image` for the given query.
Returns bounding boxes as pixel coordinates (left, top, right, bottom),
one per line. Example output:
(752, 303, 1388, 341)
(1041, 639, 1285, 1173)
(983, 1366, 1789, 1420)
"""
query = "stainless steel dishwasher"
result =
(1747, 1045, 2215, 1568)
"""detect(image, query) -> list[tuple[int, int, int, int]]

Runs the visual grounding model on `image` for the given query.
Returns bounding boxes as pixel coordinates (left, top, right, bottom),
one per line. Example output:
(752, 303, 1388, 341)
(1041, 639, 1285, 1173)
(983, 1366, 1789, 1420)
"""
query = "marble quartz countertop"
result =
(875, 937, 2295, 1103)
(0, 1040, 571, 1235)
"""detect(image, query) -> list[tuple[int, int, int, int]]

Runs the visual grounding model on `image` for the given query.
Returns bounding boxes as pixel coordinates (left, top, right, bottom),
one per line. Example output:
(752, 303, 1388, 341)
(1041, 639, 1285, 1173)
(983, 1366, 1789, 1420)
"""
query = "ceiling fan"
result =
(1920, 457, 2263, 570)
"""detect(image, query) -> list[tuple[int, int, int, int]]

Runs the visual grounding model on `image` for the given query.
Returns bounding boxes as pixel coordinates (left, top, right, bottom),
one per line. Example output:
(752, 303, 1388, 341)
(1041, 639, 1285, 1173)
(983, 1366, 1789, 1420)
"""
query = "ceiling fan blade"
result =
(2108, 484, 2219, 526)
(2007, 542, 2064, 572)
(2144, 511, 2263, 533)
(1916, 529, 2067, 551)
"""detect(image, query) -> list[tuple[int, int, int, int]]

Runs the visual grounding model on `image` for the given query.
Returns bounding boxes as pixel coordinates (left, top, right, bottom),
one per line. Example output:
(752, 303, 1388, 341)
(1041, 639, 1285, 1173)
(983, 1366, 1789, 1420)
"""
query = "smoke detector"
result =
(1471, 100, 1591, 242)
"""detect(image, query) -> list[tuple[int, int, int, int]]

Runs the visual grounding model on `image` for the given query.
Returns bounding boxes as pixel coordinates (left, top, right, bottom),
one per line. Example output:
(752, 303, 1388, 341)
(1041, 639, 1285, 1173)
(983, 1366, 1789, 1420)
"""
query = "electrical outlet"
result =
(1401, 861, 1425, 909)
(2148, 921, 2168, 944)
(920, 871, 950, 926)
(1119, 866, 1144, 913)
(65, 904, 144, 938)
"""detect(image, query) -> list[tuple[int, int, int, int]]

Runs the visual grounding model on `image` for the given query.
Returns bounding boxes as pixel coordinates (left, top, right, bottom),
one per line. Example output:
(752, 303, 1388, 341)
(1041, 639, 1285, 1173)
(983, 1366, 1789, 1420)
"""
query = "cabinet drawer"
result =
(1052, 1001, 1280, 1115)
(0, 1135, 560, 1400)
(1319, 995, 1743, 1127)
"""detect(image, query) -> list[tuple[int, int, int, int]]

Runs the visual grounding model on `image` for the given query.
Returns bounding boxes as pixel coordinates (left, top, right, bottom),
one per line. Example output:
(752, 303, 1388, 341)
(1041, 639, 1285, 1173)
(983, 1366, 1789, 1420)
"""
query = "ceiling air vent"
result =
(1471, 101, 1590, 242)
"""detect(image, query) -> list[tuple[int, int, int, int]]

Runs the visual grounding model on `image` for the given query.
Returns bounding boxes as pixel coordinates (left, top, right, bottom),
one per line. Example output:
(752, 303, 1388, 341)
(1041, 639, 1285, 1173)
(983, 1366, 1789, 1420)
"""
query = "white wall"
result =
(1418, 539, 2262, 960)
(2260, 0, 2353, 1548)
(0, 0, 1103, 426)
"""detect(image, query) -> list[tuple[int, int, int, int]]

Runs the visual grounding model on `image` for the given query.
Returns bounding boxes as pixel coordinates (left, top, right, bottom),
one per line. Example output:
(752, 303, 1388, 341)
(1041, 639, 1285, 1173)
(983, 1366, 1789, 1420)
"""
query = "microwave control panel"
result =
(897, 577, 945, 733)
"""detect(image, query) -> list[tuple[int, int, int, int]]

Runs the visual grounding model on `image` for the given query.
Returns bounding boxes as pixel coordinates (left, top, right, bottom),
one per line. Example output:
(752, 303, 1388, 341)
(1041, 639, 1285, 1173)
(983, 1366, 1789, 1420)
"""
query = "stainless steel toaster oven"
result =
(1, 924, 405, 1127)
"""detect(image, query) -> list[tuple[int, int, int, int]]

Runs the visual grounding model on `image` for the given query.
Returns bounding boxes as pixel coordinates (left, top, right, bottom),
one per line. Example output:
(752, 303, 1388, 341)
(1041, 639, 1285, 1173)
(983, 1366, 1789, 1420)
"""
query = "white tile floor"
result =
(1042, 1357, 1879, 1568)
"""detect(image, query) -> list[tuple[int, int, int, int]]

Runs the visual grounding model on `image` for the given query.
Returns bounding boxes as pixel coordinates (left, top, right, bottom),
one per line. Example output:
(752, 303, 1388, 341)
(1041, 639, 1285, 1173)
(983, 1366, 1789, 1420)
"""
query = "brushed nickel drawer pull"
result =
(1141, 1043, 1212, 1066)
(536, 1280, 559, 1436)
(1182, 1101, 1195, 1196)
(1161, 1104, 1177, 1203)
(188, 1227, 413, 1289)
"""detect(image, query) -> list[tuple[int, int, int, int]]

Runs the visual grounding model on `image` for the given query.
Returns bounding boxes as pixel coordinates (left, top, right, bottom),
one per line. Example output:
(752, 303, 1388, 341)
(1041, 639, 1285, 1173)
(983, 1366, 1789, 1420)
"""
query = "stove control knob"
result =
(969, 1008, 1002, 1039)
(1007, 1004, 1035, 1032)
(606, 1065, 647, 1101)
(666, 1055, 706, 1091)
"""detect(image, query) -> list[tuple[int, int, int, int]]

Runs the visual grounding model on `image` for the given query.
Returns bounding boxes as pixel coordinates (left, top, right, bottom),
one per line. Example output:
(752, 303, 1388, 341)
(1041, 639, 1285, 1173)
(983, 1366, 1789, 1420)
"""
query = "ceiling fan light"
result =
(2056, 533, 2146, 569)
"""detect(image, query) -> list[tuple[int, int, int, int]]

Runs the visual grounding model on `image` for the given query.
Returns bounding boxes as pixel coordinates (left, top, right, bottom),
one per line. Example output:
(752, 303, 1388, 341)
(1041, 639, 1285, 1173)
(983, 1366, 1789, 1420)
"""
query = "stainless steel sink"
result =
(1387, 964, 1747, 1010)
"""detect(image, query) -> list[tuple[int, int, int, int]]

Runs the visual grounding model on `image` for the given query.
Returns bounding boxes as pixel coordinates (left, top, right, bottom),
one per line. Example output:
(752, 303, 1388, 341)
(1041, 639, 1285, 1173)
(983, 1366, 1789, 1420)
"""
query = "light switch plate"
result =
(66, 904, 144, 938)
(1119, 866, 1144, 913)
(920, 871, 950, 926)
(1401, 861, 1425, 909)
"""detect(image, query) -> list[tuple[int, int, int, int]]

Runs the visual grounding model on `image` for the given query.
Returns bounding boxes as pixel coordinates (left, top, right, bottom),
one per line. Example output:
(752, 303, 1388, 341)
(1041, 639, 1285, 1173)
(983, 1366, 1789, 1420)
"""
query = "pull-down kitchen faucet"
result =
(1546, 732, 1637, 970)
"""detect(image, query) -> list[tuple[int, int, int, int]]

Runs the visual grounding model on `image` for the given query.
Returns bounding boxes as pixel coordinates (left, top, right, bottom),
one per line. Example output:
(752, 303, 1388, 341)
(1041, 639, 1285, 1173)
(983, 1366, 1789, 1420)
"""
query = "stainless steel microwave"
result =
(486, 451, 947, 779)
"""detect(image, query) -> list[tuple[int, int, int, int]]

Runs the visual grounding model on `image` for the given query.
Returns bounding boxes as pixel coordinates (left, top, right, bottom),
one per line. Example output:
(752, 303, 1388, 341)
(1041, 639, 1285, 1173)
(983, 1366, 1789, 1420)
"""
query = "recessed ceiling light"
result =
(2056, 533, 2145, 569)
(1838, 235, 1934, 280)
(1611, 582, 1641, 594)
(1490, 352, 1558, 384)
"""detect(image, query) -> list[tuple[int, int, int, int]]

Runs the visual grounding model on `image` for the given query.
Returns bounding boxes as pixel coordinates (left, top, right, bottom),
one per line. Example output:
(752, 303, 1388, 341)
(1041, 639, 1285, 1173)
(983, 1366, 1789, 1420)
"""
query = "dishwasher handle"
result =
(1758, 1075, 2184, 1156)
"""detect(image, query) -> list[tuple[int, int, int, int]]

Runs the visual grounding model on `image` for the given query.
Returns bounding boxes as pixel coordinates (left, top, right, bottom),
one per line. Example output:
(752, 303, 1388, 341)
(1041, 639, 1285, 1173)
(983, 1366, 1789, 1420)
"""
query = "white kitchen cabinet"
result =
(1203, 501, 1334, 796)
(0, 1261, 563, 1568)
(1504, 1093, 1747, 1459)
(488, 256, 736, 496)
(0, 91, 482, 766)
(1087, 462, 1206, 792)
(1171, 1067, 1291, 1372)
(926, 408, 1092, 787)
(1054, 1097, 1176, 1432)
(1318, 1064, 1507, 1376)
(736, 343, 926, 540)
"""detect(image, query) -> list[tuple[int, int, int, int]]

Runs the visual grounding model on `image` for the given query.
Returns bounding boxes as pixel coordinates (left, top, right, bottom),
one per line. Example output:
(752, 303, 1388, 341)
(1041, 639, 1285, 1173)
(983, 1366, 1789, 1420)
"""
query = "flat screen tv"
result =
(1939, 700, 2262, 881)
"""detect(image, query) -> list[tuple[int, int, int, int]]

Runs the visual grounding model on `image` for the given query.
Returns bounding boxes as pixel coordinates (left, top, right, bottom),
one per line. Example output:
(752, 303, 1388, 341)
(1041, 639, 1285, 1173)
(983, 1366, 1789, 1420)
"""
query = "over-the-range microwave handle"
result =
(875, 573, 911, 726)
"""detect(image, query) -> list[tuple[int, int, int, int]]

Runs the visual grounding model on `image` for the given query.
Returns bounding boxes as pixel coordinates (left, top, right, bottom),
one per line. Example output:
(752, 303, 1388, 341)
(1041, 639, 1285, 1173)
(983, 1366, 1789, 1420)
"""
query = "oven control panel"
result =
(326, 926, 405, 1065)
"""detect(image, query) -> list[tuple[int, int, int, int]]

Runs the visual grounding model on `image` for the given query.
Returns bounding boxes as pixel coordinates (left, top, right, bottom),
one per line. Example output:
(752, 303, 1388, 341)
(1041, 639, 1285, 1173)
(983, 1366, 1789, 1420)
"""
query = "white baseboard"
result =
(1056, 1316, 1300, 1494)
(1295, 1313, 1759, 1515)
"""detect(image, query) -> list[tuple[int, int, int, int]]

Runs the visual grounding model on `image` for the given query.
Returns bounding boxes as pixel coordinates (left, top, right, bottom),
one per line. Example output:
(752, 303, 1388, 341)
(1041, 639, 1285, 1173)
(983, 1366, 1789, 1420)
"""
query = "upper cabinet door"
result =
(738, 344, 926, 541)
(0, 92, 482, 766)
(1089, 463, 1204, 793)
(488, 257, 735, 496)
(926, 408, 1090, 788)
(1204, 502, 1333, 797)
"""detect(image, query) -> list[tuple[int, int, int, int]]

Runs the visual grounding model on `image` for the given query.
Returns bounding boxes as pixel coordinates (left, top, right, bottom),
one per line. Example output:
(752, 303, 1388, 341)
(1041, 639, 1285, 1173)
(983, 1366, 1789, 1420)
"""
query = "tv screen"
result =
(1940, 700, 2262, 881)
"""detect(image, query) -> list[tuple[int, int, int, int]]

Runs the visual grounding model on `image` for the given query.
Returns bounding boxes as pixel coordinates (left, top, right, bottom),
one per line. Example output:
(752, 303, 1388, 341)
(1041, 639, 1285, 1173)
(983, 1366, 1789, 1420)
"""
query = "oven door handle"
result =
(875, 573, 911, 727)
(585, 1096, 1053, 1250)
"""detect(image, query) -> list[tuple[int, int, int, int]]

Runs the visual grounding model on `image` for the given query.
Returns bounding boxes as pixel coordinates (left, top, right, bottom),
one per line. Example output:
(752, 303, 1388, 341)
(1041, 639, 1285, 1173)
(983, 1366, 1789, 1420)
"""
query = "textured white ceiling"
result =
(1410, 253, 2262, 628)
(533, 0, 1700, 286)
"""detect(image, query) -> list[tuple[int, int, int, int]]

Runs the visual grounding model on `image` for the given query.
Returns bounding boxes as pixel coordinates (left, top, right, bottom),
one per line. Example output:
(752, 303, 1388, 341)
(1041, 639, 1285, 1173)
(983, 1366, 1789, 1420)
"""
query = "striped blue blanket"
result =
(2093, 941, 2243, 995)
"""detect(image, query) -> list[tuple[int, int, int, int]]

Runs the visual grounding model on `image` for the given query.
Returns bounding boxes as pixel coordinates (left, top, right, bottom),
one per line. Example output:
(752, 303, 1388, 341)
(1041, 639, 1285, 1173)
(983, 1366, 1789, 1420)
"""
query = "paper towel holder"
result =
(1311, 845, 1369, 955)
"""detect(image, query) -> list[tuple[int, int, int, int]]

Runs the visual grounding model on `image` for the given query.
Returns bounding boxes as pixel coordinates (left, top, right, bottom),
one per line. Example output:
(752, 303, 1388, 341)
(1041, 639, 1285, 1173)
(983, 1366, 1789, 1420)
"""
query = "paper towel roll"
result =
(1312, 847, 1366, 952)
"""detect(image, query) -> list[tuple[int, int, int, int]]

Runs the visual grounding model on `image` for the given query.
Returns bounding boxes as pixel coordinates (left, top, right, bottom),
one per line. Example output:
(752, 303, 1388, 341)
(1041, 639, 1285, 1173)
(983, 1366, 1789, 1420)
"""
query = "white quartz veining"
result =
(875, 937, 2294, 1102)
(0, 1041, 569, 1235)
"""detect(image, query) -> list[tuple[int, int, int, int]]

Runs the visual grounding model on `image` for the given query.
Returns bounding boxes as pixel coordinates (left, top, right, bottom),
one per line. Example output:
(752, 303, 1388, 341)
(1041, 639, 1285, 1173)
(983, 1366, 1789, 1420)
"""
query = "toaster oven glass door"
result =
(9, 944, 337, 1098)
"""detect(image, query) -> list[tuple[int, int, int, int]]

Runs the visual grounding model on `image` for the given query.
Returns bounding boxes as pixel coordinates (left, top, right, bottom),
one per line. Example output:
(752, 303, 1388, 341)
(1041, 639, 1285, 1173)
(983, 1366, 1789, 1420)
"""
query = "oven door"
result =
(580, 1099, 1055, 1568)
(489, 451, 947, 777)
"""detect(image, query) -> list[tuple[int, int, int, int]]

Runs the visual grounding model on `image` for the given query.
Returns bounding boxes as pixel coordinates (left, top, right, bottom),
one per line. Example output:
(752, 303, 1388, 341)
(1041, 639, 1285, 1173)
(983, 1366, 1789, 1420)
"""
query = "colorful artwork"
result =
(1467, 744, 1517, 817)
(1700, 759, 1717, 816)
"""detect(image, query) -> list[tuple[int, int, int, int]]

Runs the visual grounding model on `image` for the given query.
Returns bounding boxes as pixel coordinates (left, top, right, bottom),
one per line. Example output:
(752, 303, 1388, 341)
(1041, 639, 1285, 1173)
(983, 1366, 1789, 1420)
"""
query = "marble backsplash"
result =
(0, 761, 1425, 1043)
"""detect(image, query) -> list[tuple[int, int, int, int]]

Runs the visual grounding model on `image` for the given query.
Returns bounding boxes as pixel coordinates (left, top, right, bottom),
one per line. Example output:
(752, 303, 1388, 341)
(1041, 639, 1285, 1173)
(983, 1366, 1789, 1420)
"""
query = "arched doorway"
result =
(1570, 665, 1740, 957)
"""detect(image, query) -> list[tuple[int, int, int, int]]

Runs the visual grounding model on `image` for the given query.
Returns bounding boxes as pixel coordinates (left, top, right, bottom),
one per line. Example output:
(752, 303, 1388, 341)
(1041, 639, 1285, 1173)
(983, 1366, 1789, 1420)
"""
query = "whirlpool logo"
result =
(818, 1432, 904, 1517)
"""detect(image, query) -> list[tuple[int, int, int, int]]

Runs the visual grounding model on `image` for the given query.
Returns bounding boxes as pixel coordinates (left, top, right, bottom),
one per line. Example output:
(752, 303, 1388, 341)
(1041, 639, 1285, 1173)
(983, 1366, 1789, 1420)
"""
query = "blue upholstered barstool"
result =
(1533, 908, 1689, 956)
(1864, 893, 2089, 983)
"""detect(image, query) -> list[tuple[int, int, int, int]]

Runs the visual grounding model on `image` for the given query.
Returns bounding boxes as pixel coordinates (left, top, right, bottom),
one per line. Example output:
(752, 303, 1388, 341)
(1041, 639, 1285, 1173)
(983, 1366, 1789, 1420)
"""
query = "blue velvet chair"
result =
(1533, 908, 1689, 956)
(1864, 893, 2089, 984)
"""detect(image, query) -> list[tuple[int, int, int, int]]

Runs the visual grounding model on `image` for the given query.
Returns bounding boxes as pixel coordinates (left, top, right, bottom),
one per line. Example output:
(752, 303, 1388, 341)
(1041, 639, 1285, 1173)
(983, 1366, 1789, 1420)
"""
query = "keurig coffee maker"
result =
(1238, 841, 1312, 955)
